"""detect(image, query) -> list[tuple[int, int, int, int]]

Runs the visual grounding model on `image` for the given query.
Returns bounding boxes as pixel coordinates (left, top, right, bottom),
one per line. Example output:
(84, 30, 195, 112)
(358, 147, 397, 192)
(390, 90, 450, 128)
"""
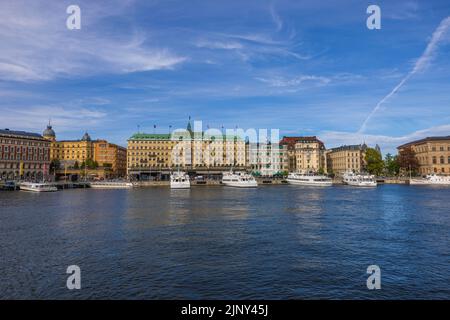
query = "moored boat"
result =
(89, 181, 134, 189)
(222, 171, 258, 188)
(286, 172, 332, 187)
(170, 171, 190, 189)
(410, 174, 450, 186)
(343, 171, 377, 187)
(20, 182, 58, 192)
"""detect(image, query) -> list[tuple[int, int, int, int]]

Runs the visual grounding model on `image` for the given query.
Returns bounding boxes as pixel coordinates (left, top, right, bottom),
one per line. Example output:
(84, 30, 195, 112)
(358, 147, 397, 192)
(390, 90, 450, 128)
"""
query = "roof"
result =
(128, 132, 243, 141)
(279, 136, 325, 149)
(397, 136, 450, 149)
(0, 129, 46, 140)
(328, 144, 366, 153)
(129, 133, 172, 140)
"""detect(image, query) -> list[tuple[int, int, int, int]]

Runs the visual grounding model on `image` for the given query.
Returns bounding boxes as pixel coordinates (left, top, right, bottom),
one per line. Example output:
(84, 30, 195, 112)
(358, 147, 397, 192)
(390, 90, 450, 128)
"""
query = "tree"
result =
(398, 147, 419, 175)
(384, 153, 400, 176)
(73, 161, 79, 169)
(50, 159, 61, 172)
(365, 148, 384, 176)
(317, 167, 325, 175)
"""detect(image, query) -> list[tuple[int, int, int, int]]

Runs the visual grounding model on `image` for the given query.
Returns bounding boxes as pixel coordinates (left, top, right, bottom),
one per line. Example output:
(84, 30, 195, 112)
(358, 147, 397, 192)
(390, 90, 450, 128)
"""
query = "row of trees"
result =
(365, 147, 419, 176)
(49, 159, 103, 171)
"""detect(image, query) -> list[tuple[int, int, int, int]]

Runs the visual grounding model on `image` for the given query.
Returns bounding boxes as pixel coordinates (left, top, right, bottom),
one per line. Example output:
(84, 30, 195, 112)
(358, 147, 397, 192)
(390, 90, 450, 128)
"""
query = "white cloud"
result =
(196, 40, 243, 50)
(0, 0, 185, 82)
(0, 105, 107, 135)
(256, 75, 330, 88)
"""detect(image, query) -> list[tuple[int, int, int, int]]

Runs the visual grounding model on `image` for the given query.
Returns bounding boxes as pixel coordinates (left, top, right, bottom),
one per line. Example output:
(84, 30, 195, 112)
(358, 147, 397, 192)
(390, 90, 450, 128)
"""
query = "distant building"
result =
(326, 144, 368, 176)
(94, 140, 127, 177)
(279, 136, 327, 173)
(246, 142, 287, 176)
(397, 136, 450, 175)
(0, 128, 51, 180)
(43, 125, 127, 178)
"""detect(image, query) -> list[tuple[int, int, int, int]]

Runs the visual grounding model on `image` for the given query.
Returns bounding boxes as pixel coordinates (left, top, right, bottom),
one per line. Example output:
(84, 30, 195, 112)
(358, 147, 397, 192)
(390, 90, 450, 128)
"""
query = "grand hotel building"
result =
(127, 122, 246, 180)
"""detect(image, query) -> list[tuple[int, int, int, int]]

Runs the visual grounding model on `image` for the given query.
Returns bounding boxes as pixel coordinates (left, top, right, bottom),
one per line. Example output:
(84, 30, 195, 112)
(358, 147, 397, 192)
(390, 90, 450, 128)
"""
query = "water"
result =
(0, 185, 449, 299)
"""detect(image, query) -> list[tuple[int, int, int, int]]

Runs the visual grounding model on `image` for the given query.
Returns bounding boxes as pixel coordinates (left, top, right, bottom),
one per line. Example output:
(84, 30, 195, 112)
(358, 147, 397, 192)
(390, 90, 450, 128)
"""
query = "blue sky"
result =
(0, 0, 449, 154)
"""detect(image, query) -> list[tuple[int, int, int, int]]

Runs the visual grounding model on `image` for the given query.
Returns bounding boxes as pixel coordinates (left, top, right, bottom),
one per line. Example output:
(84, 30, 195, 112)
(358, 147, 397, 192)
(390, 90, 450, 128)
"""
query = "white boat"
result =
(343, 171, 377, 187)
(286, 172, 332, 187)
(222, 171, 258, 188)
(170, 171, 190, 189)
(410, 174, 450, 186)
(89, 181, 134, 189)
(20, 182, 58, 192)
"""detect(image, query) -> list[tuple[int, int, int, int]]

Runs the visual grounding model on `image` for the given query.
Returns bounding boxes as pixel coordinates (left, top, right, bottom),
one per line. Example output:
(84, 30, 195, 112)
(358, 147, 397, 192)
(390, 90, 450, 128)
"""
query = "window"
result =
(432, 156, 437, 164)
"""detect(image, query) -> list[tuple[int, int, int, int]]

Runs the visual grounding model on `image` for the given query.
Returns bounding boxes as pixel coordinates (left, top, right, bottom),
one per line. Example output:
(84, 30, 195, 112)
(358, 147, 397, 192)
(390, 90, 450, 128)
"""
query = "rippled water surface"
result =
(0, 185, 449, 299)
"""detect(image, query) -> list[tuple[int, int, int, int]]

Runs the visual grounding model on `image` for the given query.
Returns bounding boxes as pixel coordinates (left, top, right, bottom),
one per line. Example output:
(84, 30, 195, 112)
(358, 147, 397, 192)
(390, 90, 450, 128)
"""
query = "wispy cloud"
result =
(256, 75, 330, 88)
(0, 0, 185, 82)
(359, 16, 450, 133)
(322, 124, 450, 154)
(0, 105, 107, 134)
(270, 4, 283, 32)
(196, 40, 243, 50)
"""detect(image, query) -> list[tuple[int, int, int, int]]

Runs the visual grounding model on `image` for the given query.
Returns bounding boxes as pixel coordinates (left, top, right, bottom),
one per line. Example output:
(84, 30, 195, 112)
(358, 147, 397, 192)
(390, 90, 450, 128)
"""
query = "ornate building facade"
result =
(246, 142, 288, 176)
(280, 136, 327, 173)
(127, 123, 246, 180)
(326, 144, 368, 176)
(397, 136, 450, 175)
(43, 124, 127, 178)
(0, 128, 51, 180)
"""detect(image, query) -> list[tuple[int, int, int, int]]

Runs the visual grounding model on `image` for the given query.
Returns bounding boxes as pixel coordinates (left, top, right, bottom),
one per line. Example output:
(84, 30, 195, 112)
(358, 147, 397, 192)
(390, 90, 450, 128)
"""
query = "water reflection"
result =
(0, 185, 449, 299)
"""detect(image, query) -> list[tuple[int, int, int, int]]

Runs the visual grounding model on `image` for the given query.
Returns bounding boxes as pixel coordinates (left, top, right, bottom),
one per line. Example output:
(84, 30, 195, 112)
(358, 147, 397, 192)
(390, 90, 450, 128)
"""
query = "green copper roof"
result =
(128, 132, 244, 141)
(128, 133, 171, 140)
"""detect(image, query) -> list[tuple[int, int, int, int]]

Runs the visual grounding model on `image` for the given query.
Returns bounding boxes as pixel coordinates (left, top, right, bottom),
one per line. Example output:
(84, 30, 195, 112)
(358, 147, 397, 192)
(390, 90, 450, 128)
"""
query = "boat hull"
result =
(20, 185, 58, 192)
(222, 182, 258, 188)
(286, 179, 332, 187)
(344, 181, 377, 187)
(170, 182, 191, 189)
(89, 183, 134, 189)
(410, 179, 450, 186)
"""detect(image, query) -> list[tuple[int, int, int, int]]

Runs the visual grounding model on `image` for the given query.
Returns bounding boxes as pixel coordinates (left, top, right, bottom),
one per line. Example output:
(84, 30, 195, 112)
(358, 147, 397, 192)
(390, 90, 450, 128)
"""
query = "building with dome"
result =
(45, 125, 126, 179)
(42, 122, 56, 142)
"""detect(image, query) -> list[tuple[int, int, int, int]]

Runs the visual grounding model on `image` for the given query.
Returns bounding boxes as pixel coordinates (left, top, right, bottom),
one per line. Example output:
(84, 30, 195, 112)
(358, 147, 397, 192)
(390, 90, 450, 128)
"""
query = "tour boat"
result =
(19, 182, 58, 192)
(170, 171, 190, 189)
(222, 171, 258, 188)
(286, 172, 332, 187)
(343, 171, 377, 187)
(409, 174, 450, 186)
(89, 181, 134, 189)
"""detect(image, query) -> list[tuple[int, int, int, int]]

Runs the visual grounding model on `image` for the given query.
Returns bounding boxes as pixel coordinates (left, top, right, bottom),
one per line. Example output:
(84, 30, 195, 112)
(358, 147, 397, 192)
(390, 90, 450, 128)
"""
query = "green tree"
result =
(398, 147, 419, 175)
(73, 161, 79, 169)
(384, 153, 400, 176)
(365, 148, 384, 176)
(50, 159, 61, 172)
(317, 167, 325, 175)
